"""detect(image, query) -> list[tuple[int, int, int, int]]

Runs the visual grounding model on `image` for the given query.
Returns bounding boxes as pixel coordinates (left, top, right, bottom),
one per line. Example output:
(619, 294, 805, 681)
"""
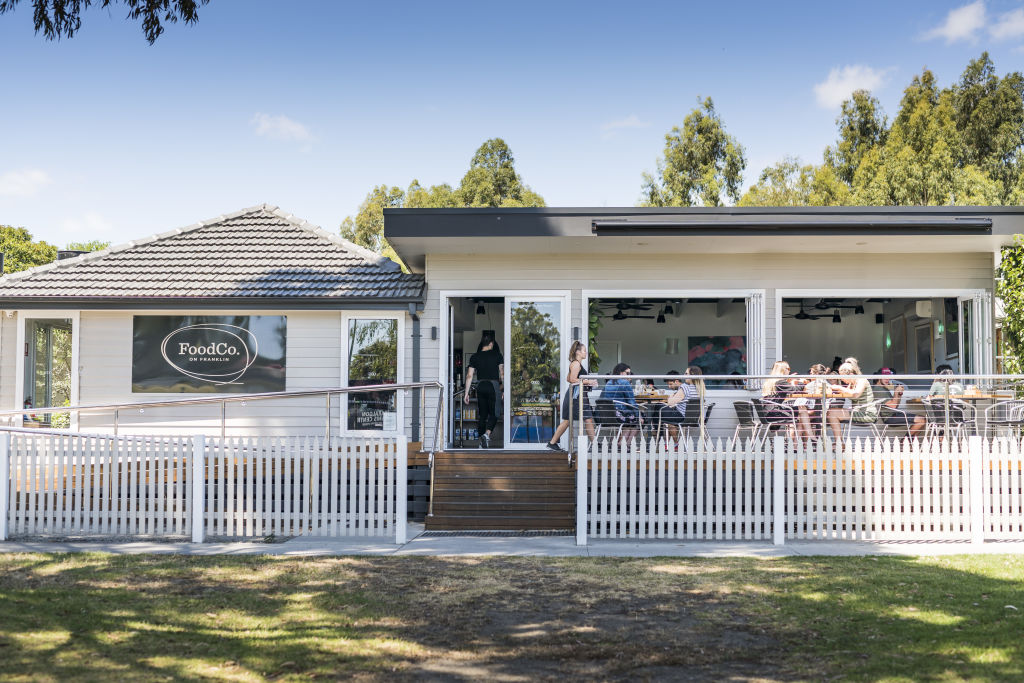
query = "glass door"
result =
(504, 298, 567, 449)
(959, 293, 993, 376)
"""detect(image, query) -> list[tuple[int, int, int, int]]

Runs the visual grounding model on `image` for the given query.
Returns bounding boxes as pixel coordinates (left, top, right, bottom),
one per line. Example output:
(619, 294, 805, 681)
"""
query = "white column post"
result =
(190, 435, 205, 544)
(0, 432, 10, 541)
(773, 436, 785, 546)
(969, 435, 984, 545)
(576, 434, 588, 546)
(395, 435, 408, 545)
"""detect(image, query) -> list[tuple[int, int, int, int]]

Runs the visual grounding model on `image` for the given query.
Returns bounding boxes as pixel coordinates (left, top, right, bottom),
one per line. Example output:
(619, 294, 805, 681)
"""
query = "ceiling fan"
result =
(811, 298, 864, 312)
(611, 311, 655, 320)
(599, 301, 654, 311)
(783, 304, 824, 321)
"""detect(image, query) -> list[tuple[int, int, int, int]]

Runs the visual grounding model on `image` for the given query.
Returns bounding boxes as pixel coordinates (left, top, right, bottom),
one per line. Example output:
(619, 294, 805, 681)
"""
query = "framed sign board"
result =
(132, 316, 286, 393)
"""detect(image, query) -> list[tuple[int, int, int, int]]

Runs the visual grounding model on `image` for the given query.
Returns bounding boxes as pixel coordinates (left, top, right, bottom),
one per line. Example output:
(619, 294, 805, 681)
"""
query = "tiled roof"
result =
(0, 205, 424, 302)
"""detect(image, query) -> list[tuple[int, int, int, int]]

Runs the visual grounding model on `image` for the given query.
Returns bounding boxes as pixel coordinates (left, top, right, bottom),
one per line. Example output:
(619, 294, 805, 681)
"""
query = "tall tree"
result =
(853, 69, 1001, 206)
(455, 138, 544, 207)
(0, 225, 58, 274)
(640, 97, 746, 207)
(824, 90, 888, 186)
(0, 0, 208, 43)
(341, 139, 545, 266)
(949, 53, 1024, 201)
(739, 157, 852, 207)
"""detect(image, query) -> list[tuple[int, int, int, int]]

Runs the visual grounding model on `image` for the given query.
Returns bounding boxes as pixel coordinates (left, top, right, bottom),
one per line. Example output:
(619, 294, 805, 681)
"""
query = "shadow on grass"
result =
(0, 553, 1020, 680)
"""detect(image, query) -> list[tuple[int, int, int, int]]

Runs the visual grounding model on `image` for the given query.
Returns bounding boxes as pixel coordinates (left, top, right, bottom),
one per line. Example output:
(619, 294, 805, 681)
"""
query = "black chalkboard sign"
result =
(132, 316, 286, 393)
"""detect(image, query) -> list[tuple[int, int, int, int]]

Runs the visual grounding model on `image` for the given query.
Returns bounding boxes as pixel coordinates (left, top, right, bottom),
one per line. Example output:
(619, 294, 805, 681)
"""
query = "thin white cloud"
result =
(60, 212, 115, 236)
(250, 113, 313, 143)
(0, 169, 51, 197)
(990, 7, 1024, 40)
(813, 65, 893, 109)
(922, 0, 987, 43)
(601, 115, 649, 132)
(600, 114, 649, 139)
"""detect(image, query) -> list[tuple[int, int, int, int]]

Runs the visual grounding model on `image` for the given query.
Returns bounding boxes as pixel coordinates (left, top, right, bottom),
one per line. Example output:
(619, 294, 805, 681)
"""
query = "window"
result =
(345, 317, 400, 432)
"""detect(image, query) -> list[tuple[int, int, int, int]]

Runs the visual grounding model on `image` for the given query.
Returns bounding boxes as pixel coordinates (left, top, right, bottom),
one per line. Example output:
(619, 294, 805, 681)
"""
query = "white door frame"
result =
(438, 290, 570, 450)
(14, 310, 81, 430)
(775, 289, 991, 374)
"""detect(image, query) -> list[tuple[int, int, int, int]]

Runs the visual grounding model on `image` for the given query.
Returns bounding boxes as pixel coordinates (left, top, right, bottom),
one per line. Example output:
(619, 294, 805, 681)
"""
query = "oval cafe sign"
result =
(161, 324, 259, 385)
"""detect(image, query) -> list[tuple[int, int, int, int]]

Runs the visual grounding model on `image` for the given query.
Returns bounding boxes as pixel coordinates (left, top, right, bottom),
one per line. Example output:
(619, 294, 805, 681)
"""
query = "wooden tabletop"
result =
(634, 393, 672, 402)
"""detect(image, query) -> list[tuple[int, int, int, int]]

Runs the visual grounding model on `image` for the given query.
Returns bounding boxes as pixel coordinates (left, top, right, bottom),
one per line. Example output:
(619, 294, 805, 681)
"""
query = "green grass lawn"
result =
(0, 553, 1022, 681)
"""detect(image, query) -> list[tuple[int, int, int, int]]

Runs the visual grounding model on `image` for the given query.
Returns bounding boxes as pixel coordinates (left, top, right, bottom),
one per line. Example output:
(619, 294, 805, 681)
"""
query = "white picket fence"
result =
(0, 431, 407, 543)
(576, 435, 1024, 544)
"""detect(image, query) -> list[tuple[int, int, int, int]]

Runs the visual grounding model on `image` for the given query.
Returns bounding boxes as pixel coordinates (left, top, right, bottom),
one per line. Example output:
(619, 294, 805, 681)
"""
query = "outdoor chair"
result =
(592, 398, 620, 442)
(983, 399, 1024, 438)
(752, 397, 798, 442)
(732, 400, 760, 443)
(841, 397, 890, 441)
(923, 397, 975, 440)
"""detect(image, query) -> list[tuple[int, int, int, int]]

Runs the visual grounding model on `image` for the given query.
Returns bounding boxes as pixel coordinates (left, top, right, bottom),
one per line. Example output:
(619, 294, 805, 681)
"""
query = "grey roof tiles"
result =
(0, 205, 424, 303)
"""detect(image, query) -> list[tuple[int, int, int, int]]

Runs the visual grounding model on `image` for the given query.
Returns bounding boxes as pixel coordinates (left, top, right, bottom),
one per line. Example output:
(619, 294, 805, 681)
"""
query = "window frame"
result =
(340, 311, 406, 436)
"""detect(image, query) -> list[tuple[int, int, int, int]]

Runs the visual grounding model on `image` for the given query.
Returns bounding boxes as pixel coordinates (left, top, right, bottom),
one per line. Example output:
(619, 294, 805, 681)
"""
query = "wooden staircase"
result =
(425, 450, 575, 531)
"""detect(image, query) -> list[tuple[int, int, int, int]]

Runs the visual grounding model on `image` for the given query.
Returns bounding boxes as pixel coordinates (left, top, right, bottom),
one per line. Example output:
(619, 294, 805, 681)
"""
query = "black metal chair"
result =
(753, 397, 798, 441)
(732, 400, 758, 442)
(923, 397, 975, 439)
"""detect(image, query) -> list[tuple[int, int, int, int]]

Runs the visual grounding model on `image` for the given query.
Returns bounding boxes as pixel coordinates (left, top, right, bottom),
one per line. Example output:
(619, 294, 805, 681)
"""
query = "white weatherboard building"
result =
(1, 204, 1023, 543)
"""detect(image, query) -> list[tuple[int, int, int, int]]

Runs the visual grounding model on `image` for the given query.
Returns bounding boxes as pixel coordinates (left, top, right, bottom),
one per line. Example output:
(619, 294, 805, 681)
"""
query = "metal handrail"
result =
(575, 373, 1024, 443)
(4, 381, 446, 456)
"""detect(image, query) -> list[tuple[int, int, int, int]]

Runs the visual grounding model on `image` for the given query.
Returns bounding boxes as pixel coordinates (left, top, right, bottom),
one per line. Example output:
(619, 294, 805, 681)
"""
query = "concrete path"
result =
(3, 523, 1024, 558)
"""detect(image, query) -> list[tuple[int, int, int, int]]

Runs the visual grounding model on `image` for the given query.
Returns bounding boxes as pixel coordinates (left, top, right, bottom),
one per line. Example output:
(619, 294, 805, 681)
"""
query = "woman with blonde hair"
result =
(761, 360, 813, 441)
(546, 340, 597, 452)
(826, 360, 877, 441)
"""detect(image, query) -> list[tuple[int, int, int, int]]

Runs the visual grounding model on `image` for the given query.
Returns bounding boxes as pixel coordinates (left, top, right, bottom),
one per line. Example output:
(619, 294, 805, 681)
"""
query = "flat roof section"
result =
(384, 206, 1024, 272)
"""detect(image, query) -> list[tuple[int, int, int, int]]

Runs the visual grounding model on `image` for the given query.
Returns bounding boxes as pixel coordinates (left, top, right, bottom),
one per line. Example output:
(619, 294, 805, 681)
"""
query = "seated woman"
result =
(801, 363, 832, 434)
(762, 360, 813, 441)
(873, 367, 925, 438)
(601, 362, 642, 444)
(826, 358, 877, 440)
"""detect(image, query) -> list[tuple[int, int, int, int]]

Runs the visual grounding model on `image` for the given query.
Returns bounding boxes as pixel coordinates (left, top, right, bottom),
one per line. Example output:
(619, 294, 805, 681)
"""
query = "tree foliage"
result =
(739, 157, 852, 207)
(824, 90, 888, 186)
(341, 138, 545, 267)
(997, 238, 1024, 373)
(0, 0, 208, 43)
(640, 97, 746, 207)
(0, 225, 58, 274)
(66, 239, 110, 252)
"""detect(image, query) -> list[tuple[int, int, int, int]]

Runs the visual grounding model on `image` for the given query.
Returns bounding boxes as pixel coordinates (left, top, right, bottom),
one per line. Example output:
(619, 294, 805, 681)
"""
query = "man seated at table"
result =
(873, 368, 925, 437)
(928, 364, 965, 397)
(659, 369, 699, 439)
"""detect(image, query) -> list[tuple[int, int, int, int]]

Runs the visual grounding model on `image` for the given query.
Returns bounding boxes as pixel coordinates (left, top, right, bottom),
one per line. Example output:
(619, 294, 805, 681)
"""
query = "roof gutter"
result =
(591, 216, 993, 236)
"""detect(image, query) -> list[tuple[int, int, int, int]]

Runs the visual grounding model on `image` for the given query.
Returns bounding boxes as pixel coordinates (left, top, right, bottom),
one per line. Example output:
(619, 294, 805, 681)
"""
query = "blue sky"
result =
(2, 0, 1024, 247)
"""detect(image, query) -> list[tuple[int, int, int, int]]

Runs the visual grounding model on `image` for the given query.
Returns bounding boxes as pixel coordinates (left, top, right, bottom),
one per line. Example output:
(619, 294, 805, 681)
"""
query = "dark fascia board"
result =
(592, 216, 993, 236)
(0, 296, 424, 310)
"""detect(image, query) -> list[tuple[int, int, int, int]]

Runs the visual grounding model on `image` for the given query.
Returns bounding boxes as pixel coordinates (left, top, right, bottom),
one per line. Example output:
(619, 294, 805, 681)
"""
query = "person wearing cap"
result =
(873, 368, 925, 438)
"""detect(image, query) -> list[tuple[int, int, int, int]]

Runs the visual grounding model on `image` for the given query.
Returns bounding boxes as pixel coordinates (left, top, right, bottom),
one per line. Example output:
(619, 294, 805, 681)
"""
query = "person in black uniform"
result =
(464, 332, 504, 448)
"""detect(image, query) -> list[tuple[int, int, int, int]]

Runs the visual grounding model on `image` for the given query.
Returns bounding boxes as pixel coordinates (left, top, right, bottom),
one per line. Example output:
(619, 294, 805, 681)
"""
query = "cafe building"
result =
(0, 205, 425, 437)
(384, 205, 1024, 449)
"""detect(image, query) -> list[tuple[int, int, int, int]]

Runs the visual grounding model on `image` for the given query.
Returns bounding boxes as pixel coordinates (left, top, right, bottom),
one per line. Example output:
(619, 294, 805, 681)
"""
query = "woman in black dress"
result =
(546, 340, 597, 452)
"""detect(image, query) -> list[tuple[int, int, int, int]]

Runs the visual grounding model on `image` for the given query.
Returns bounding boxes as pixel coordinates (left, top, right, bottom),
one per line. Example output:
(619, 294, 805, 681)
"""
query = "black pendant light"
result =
(476, 302, 485, 315)
(656, 309, 666, 324)
(832, 309, 842, 324)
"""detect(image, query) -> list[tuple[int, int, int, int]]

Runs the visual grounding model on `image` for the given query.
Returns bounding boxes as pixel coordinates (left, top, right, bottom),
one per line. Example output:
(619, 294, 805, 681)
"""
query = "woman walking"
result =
(464, 332, 503, 448)
(547, 341, 597, 451)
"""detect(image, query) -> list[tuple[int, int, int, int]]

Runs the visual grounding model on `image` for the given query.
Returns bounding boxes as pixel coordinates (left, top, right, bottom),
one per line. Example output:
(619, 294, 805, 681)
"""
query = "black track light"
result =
(656, 310, 666, 324)
(854, 304, 865, 315)
(832, 309, 842, 324)
(663, 304, 674, 315)
(476, 303, 485, 315)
